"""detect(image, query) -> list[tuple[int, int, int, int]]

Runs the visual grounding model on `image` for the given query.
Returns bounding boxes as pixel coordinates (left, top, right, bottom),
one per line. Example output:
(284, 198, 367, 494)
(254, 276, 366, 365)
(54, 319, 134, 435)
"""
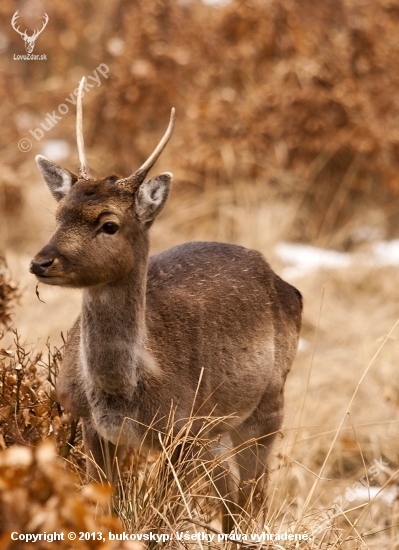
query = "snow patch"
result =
(275, 240, 399, 279)
(351, 485, 399, 507)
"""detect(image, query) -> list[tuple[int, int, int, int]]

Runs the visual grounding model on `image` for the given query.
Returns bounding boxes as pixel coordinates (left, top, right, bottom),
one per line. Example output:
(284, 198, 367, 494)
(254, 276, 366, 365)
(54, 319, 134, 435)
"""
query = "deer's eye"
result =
(101, 222, 119, 235)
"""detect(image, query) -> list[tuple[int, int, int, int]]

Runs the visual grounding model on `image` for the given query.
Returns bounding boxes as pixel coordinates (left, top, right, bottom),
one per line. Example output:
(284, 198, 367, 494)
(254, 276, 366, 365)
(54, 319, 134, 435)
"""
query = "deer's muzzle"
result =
(29, 257, 54, 276)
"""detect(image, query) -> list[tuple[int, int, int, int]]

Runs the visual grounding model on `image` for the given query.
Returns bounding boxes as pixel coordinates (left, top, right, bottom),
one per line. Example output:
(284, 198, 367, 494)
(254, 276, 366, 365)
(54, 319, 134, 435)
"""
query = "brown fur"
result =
(31, 157, 302, 532)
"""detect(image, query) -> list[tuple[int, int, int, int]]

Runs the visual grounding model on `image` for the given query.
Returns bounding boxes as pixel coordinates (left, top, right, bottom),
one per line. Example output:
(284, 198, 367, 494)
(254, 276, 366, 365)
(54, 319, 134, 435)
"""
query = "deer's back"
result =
(144, 242, 302, 421)
(147, 241, 301, 338)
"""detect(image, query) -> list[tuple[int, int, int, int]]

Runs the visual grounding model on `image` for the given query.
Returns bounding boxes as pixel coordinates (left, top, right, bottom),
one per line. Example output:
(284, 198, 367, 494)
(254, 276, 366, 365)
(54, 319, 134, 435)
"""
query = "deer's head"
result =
(30, 79, 175, 288)
(11, 11, 49, 54)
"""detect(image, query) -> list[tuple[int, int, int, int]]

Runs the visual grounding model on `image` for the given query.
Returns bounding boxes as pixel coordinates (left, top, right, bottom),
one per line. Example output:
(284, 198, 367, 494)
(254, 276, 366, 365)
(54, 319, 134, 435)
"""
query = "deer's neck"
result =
(80, 255, 148, 398)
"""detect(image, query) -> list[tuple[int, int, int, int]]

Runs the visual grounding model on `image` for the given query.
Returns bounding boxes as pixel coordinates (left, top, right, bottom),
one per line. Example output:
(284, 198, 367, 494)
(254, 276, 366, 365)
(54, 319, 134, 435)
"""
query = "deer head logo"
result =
(11, 11, 49, 54)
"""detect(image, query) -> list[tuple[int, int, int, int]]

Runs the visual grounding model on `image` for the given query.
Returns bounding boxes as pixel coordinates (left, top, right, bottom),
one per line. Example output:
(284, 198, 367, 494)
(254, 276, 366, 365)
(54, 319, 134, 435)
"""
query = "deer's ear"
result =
(35, 155, 78, 202)
(135, 173, 172, 227)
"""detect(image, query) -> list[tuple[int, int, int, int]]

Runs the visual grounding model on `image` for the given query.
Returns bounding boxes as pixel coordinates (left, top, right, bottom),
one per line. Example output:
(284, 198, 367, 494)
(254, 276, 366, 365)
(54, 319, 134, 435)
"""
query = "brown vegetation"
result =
(0, 257, 19, 327)
(0, 442, 138, 550)
(2, 0, 399, 247)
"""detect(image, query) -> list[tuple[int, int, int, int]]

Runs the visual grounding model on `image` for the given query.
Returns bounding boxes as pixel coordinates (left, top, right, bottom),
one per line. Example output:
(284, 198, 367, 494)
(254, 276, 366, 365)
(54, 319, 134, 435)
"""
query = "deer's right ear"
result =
(35, 155, 78, 202)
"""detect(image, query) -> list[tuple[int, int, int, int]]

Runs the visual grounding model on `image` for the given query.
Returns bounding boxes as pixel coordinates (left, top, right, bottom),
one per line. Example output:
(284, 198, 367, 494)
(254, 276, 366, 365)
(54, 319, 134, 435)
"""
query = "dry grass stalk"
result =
(0, 256, 19, 328)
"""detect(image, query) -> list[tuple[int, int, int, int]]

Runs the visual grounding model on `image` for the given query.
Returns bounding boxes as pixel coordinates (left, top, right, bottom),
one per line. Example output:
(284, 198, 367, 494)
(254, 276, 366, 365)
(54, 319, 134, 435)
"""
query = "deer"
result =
(11, 11, 49, 54)
(30, 78, 302, 532)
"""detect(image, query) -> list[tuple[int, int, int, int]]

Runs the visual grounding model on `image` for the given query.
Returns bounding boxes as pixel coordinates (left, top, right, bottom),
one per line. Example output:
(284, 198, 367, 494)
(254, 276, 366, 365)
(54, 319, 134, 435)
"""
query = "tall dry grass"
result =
(2, 232, 399, 549)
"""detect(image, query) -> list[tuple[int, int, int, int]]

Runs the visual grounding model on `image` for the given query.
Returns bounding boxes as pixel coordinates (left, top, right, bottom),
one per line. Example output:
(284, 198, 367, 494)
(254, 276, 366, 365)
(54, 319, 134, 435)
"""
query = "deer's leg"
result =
(81, 418, 124, 485)
(208, 434, 241, 534)
(231, 394, 284, 525)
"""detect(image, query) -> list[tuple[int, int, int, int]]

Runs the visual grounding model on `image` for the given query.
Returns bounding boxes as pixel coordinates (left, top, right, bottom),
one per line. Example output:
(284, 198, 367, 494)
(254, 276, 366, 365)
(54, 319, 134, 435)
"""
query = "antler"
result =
(118, 108, 175, 191)
(76, 77, 92, 180)
(137, 108, 175, 175)
(75, 76, 174, 185)
(11, 11, 27, 38)
(30, 13, 49, 40)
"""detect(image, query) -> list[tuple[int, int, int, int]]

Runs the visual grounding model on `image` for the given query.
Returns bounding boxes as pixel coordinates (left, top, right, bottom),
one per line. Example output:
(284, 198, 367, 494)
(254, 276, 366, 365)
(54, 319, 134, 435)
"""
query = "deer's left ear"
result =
(135, 173, 172, 227)
(36, 155, 78, 202)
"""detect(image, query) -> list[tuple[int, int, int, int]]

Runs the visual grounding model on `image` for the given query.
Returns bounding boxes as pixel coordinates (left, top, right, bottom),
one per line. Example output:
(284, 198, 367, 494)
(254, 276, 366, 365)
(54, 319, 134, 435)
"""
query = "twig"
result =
(35, 283, 45, 304)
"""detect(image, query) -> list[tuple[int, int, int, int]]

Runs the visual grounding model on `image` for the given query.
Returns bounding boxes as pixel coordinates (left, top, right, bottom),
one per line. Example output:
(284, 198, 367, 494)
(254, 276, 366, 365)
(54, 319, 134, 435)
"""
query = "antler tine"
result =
(76, 77, 91, 180)
(136, 108, 176, 177)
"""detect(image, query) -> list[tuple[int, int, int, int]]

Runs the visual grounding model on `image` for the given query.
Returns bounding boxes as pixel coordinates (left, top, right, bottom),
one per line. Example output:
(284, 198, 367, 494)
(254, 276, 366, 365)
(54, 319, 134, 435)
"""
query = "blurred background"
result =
(1, 0, 399, 545)
(3, 0, 399, 252)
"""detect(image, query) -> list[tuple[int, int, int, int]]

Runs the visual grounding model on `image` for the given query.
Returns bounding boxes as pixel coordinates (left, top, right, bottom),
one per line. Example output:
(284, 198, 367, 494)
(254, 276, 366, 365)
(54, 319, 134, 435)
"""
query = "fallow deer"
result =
(30, 79, 302, 531)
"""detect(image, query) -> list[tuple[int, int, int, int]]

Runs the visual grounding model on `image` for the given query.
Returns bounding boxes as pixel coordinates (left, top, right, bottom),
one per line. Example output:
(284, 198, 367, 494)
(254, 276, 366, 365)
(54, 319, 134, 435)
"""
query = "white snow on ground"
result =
(350, 485, 399, 507)
(275, 243, 351, 278)
(275, 240, 399, 279)
(373, 239, 399, 265)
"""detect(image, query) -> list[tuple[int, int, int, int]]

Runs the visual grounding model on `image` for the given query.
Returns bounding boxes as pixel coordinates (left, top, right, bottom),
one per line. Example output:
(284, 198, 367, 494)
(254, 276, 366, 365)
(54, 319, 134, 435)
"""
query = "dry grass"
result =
(2, 203, 399, 548)
(1, 161, 399, 548)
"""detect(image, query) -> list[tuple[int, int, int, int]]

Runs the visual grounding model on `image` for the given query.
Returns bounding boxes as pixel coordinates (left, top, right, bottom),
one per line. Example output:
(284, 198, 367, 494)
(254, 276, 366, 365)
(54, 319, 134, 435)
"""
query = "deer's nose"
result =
(29, 258, 54, 276)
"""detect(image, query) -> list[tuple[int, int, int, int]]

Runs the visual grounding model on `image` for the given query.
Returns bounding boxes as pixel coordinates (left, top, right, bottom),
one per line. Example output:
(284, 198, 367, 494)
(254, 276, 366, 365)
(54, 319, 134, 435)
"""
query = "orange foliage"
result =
(1, 0, 399, 235)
